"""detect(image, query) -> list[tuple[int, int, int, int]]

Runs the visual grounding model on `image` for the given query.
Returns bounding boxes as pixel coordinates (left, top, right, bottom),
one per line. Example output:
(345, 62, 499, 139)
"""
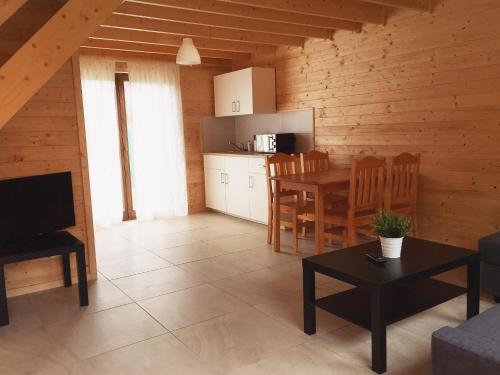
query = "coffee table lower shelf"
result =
(316, 278, 466, 330)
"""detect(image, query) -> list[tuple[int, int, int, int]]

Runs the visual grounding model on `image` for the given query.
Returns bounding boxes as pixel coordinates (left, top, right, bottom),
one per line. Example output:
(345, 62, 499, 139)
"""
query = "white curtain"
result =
(127, 60, 188, 221)
(80, 56, 124, 227)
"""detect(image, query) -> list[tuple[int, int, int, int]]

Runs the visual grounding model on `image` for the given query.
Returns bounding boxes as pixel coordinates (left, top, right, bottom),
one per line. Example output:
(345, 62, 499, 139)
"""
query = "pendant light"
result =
(176, 38, 201, 66)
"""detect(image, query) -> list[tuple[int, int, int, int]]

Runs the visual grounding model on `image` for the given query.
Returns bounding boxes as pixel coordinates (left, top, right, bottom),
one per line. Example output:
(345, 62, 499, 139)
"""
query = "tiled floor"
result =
(0, 212, 494, 375)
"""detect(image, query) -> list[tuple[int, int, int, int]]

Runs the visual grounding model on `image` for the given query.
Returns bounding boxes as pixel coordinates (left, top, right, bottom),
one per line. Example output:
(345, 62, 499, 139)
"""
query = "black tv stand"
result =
(0, 231, 89, 326)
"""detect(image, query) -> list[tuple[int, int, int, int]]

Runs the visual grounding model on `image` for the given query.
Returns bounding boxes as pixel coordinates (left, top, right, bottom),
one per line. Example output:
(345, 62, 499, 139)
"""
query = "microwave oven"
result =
(255, 133, 295, 154)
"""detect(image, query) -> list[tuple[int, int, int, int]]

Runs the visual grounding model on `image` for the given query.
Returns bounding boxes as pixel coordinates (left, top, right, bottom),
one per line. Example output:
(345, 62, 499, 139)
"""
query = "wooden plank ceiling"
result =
(81, 0, 432, 63)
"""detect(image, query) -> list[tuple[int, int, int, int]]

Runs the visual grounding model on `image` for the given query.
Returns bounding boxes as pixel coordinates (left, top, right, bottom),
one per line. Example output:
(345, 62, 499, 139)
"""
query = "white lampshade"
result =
(176, 38, 201, 66)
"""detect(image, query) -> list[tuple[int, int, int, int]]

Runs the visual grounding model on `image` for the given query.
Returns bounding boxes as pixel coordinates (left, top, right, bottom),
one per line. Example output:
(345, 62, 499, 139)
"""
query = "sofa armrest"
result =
(432, 326, 500, 375)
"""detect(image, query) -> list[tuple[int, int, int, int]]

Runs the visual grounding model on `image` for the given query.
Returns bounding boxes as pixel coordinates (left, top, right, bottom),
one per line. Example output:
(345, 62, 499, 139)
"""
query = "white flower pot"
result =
(379, 236, 404, 258)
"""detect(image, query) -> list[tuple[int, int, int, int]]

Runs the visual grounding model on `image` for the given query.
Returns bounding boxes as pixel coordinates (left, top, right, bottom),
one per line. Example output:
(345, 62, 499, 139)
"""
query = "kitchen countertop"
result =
(203, 151, 273, 158)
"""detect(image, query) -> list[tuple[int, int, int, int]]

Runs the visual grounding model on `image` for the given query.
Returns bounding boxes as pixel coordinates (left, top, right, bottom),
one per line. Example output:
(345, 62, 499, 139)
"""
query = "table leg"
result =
(62, 253, 72, 287)
(371, 288, 387, 374)
(0, 265, 9, 326)
(76, 247, 89, 306)
(273, 179, 281, 252)
(467, 260, 480, 319)
(315, 186, 324, 254)
(303, 264, 316, 335)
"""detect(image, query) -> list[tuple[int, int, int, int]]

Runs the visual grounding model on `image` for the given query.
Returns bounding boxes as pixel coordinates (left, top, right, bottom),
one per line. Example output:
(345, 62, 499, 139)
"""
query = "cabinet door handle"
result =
(220, 172, 225, 184)
(236, 100, 240, 112)
(248, 176, 254, 188)
(232, 101, 236, 112)
(225, 173, 229, 185)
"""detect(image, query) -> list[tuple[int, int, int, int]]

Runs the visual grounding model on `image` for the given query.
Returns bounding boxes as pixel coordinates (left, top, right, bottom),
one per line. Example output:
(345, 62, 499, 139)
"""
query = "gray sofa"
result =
(432, 304, 500, 375)
(480, 232, 500, 302)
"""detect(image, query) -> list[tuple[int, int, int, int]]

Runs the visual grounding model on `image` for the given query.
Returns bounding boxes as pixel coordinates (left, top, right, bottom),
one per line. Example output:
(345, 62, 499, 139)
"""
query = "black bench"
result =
(0, 231, 89, 326)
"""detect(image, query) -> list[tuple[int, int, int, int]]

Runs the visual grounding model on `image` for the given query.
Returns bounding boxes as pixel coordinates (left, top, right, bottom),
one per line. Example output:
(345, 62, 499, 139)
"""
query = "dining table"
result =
(270, 168, 351, 253)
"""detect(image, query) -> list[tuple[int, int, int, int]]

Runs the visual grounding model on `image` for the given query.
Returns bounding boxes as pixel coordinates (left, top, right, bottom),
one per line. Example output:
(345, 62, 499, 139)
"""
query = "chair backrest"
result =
(348, 156, 386, 215)
(385, 152, 420, 209)
(265, 153, 298, 201)
(300, 150, 329, 173)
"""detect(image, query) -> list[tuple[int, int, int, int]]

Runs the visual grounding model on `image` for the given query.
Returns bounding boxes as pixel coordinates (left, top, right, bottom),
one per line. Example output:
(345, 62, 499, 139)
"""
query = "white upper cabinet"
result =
(214, 67, 276, 117)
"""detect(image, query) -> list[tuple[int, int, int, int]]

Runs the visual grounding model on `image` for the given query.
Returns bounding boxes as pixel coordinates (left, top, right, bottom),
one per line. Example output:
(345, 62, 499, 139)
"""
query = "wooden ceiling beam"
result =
(92, 27, 277, 54)
(0, 0, 123, 130)
(104, 14, 304, 46)
(0, 0, 27, 26)
(360, 0, 431, 11)
(221, 0, 386, 24)
(116, 2, 333, 39)
(82, 38, 251, 60)
(126, 0, 361, 32)
(79, 47, 232, 67)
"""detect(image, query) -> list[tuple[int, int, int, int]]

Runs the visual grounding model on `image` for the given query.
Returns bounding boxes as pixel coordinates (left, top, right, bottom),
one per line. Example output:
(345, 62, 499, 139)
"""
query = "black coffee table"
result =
(302, 237, 481, 374)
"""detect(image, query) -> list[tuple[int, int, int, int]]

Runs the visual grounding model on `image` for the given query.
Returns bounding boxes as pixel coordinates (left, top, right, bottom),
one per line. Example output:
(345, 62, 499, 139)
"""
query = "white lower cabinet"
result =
(204, 167, 226, 212)
(204, 154, 268, 224)
(249, 173, 268, 223)
(225, 156, 250, 218)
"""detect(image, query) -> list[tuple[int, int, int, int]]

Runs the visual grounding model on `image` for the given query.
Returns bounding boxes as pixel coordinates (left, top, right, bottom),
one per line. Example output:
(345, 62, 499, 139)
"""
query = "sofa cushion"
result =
(479, 232, 500, 265)
(458, 304, 500, 344)
(433, 326, 500, 375)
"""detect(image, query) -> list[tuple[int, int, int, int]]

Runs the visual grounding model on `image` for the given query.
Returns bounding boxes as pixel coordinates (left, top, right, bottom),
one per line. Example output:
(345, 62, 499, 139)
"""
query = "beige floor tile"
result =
(317, 324, 432, 375)
(178, 246, 295, 282)
(219, 221, 267, 235)
(204, 233, 269, 253)
(268, 260, 335, 286)
(221, 246, 298, 271)
(34, 366, 70, 375)
(65, 333, 219, 375)
(232, 337, 373, 375)
(255, 298, 350, 336)
(152, 242, 229, 265)
(112, 266, 206, 301)
(95, 241, 149, 262)
(45, 303, 166, 359)
(94, 228, 129, 246)
(0, 296, 43, 335)
(28, 279, 132, 325)
(0, 327, 76, 375)
(179, 257, 247, 282)
(174, 307, 306, 374)
(97, 252, 172, 279)
(187, 225, 247, 242)
(133, 231, 202, 252)
(211, 267, 302, 306)
(139, 284, 248, 330)
(315, 279, 355, 298)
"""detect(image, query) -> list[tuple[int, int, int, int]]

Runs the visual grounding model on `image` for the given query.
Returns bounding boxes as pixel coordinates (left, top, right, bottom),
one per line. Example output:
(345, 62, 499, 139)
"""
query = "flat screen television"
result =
(0, 172, 75, 246)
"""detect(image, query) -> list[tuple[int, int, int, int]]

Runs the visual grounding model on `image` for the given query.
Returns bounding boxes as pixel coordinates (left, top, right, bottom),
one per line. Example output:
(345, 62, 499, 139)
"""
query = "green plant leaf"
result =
(372, 209, 412, 238)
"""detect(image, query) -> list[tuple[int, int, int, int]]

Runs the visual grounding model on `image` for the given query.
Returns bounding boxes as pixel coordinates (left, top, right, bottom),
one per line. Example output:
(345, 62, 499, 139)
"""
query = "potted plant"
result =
(372, 209, 412, 258)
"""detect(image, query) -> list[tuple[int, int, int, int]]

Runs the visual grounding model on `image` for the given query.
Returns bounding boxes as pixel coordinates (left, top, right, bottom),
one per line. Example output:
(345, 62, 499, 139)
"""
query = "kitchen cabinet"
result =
(224, 156, 250, 218)
(213, 67, 276, 117)
(248, 174, 268, 223)
(204, 154, 268, 224)
(204, 163, 226, 213)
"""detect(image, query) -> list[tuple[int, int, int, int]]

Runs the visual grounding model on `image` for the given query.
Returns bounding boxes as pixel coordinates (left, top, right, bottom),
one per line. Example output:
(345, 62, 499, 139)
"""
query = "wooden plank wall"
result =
(180, 64, 231, 213)
(0, 1, 95, 296)
(238, 0, 500, 250)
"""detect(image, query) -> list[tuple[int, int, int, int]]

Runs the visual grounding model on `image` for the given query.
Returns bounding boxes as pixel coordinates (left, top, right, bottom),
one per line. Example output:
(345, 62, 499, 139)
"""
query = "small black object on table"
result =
(0, 231, 89, 326)
(302, 237, 481, 374)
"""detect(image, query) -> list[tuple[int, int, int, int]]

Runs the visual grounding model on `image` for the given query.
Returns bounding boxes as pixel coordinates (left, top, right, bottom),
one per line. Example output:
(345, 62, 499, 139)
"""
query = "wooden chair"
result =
(265, 153, 311, 252)
(300, 150, 330, 174)
(323, 156, 386, 247)
(385, 153, 420, 235)
(299, 150, 347, 239)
